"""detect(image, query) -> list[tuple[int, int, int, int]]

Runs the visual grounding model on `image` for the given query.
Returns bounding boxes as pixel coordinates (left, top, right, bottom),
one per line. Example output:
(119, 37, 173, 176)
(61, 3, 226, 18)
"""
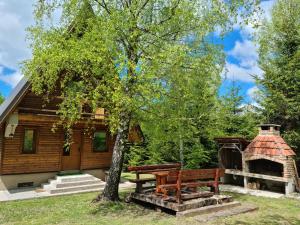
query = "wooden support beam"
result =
(225, 169, 290, 183)
(18, 113, 105, 125)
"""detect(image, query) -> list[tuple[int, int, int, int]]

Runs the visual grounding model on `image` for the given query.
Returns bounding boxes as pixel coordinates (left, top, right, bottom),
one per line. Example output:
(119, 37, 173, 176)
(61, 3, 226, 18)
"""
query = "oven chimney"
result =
(259, 124, 281, 136)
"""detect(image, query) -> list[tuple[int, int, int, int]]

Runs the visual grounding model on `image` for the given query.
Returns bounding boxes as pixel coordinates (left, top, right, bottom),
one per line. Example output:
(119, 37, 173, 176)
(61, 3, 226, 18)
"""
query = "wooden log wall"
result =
(0, 88, 146, 175)
(1, 121, 63, 175)
(18, 91, 61, 113)
(80, 129, 114, 170)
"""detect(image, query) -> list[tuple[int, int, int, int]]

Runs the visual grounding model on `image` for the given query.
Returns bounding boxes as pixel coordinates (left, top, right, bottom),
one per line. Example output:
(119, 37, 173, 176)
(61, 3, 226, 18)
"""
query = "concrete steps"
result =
(42, 174, 106, 194)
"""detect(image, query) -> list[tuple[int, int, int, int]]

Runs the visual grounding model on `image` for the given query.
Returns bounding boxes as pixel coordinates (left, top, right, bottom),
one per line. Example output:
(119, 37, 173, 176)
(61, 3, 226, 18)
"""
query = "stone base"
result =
(130, 192, 233, 212)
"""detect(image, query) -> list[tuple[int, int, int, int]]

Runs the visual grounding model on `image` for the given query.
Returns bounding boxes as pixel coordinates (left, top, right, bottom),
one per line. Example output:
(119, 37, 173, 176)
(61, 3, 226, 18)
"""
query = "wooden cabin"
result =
(0, 77, 142, 191)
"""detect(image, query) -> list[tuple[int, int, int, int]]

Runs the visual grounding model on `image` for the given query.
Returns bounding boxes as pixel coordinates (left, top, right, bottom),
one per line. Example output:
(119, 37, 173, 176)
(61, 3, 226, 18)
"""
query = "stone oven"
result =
(243, 124, 297, 194)
(216, 124, 299, 195)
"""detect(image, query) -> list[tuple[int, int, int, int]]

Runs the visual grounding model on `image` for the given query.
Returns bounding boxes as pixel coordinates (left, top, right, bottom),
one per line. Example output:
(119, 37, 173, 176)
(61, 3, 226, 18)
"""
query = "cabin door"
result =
(62, 130, 82, 171)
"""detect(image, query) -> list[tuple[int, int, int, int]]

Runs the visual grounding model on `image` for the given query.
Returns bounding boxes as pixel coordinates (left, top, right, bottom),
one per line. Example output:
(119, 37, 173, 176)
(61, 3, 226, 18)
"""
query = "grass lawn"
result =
(0, 191, 300, 225)
(121, 172, 155, 180)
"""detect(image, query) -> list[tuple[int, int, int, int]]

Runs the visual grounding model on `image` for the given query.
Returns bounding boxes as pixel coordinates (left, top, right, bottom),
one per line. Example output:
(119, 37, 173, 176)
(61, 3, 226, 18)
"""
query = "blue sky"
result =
(0, 0, 275, 104)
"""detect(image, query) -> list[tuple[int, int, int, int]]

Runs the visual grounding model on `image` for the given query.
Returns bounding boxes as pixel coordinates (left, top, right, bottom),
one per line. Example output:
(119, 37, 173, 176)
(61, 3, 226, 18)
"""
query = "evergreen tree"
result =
(219, 81, 258, 140)
(258, 0, 300, 155)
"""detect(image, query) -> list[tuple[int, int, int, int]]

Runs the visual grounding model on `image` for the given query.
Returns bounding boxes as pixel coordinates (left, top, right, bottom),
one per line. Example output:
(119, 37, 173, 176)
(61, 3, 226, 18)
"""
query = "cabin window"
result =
(93, 131, 107, 152)
(22, 129, 37, 154)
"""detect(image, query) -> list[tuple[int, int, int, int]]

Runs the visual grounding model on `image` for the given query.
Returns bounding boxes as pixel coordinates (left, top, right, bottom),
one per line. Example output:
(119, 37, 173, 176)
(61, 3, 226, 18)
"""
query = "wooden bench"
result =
(127, 163, 181, 193)
(158, 168, 225, 203)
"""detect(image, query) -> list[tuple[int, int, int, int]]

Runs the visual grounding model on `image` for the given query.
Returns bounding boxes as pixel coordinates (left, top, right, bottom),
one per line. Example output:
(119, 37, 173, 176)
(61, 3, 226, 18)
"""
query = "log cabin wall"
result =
(18, 90, 61, 112)
(80, 128, 114, 170)
(1, 121, 64, 175)
(1, 90, 114, 175)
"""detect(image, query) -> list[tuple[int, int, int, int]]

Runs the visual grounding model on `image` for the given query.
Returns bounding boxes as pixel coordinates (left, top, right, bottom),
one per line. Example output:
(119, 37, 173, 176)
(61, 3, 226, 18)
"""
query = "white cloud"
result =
(0, 66, 23, 87)
(224, 1, 276, 83)
(0, 0, 34, 70)
(234, 0, 276, 38)
(223, 61, 263, 82)
(247, 86, 259, 100)
(225, 39, 263, 82)
(228, 40, 258, 68)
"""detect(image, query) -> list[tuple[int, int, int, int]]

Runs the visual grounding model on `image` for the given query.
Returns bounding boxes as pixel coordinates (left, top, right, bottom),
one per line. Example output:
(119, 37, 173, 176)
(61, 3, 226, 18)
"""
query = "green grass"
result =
(0, 191, 300, 225)
(121, 172, 155, 180)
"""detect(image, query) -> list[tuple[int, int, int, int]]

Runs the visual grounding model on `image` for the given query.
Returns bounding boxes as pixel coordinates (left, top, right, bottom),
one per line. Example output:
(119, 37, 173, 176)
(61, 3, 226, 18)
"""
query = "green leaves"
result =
(23, 0, 259, 167)
(0, 93, 4, 105)
(218, 81, 259, 140)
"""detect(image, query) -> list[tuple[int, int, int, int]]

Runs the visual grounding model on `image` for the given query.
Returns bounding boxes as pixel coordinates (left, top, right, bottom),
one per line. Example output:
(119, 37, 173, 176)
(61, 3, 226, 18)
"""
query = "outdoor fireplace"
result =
(243, 124, 297, 194)
(248, 159, 283, 177)
(216, 124, 299, 195)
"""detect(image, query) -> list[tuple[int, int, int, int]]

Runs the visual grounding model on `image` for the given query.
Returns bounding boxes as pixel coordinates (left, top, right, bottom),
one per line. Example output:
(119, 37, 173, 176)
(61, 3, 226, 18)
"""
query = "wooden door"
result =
(62, 130, 82, 171)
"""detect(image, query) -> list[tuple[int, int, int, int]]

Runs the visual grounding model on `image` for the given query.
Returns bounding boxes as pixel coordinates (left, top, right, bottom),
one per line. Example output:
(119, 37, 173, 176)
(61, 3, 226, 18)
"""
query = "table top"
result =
(151, 171, 169, 176)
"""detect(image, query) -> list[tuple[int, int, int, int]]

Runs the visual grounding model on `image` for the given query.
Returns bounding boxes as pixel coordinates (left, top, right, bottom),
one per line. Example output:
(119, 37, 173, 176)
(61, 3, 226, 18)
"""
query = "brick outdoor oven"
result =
(243, 124, 297, 194)
(216, 124, 299, 195)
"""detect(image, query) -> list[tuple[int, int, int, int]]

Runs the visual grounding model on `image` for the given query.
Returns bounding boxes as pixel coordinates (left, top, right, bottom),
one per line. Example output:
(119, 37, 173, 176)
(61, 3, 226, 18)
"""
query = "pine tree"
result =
(258, 0, 300, 154)
(219, 81, 258, 140)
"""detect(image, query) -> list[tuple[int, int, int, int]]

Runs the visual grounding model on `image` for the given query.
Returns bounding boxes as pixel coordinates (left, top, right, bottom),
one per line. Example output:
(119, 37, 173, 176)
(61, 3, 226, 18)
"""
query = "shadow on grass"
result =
(89, 198, 156, 217)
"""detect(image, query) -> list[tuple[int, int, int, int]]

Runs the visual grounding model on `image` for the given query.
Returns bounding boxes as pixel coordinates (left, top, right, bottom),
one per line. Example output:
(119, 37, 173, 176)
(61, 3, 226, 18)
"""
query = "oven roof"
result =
(245, 134, 295, 156)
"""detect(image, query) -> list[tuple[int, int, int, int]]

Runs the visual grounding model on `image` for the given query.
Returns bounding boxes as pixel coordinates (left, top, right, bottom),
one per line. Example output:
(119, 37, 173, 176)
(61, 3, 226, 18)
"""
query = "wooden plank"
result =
(225, 169, 289, 182)
(128, 163, 181, 172)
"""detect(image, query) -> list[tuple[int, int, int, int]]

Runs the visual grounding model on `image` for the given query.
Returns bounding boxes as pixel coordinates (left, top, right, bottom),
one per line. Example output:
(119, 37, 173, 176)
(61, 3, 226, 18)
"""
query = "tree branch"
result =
(94, 0, 111, 14)
(156, 0, 181, 25)
(136, 0, 150, 17)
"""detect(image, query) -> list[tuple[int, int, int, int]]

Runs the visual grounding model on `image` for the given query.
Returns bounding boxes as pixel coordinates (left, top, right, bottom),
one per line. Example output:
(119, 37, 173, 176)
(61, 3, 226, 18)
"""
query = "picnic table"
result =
(127, 163, 181, 193)
(127, 163, 224, 204)
(151, 171, 169, 193)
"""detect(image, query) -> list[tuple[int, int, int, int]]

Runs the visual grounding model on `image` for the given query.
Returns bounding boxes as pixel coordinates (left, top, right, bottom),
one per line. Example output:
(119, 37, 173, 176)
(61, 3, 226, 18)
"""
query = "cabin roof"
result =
(0, 77, 30, 125)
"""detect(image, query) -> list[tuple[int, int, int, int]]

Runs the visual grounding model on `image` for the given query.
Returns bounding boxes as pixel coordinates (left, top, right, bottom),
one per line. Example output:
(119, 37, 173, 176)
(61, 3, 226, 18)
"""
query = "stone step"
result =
(48, 183, 105, 194)
(55, 174, 96, 183)
(56, 179, 103, 188)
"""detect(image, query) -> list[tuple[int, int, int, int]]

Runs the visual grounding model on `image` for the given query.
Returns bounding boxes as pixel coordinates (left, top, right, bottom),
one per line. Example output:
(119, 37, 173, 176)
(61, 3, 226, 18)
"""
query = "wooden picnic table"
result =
(151, 171, 169, 193)
(127, 163, 181, 193)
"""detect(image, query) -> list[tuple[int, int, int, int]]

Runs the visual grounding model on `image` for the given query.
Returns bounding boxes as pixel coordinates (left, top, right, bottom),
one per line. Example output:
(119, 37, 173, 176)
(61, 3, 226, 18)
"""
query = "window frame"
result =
(21, 127, 38, 154)
(92, 130, 108, 153)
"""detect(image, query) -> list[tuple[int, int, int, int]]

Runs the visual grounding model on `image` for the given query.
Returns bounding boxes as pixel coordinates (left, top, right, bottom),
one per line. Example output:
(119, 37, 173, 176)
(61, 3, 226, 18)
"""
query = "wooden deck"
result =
(130, 191, 233, 212)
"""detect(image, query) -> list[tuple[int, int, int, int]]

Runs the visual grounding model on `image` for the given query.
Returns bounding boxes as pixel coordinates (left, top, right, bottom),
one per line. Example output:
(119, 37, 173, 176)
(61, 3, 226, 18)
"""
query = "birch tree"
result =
(23, 0, 259, 201)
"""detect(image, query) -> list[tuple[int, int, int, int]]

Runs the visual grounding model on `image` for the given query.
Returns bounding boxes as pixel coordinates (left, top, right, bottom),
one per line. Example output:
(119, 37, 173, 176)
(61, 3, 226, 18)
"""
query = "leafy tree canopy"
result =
(23, 0, 260, 201)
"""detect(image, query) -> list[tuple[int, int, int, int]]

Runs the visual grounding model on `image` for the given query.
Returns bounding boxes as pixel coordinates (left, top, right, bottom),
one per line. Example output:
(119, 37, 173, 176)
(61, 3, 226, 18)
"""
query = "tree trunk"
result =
(179, 135, 184, 168)
(93, 111, 131, 202)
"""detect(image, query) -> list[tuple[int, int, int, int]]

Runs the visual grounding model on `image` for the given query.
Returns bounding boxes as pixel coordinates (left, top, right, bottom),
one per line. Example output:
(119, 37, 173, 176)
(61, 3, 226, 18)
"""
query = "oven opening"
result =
(248, 159, 283, 177)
